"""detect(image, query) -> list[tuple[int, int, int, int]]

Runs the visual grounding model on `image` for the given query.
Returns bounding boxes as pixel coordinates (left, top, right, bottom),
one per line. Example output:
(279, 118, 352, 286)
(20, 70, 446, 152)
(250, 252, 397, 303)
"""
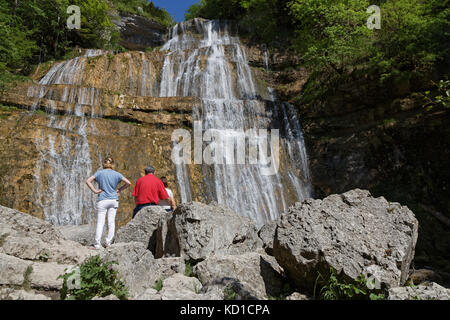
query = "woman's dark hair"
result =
(160, 176, 168, 188)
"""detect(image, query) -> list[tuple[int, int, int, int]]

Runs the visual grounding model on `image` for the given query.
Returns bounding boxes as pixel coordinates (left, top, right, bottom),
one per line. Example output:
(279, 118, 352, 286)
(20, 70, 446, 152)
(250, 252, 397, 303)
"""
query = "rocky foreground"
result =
(0, 189, 448, 300)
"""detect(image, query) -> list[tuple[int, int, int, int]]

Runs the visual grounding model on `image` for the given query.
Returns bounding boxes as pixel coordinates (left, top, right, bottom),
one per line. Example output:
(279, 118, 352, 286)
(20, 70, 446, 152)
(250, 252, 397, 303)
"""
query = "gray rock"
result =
(0, 288, 51, 300)
(165, 202, 262, 261)
(136, 275, 223, 300)
(29, 262, 72, 290)
(92, 294, 120, 300)
(388, 282, 450, 300)
(0, 235, 94, 264)
(115, 206, 168, 257)
(0, 205, 62, 243)
(0, 253, 32, 286)
(101, 242, 185, 298)
(162, 273, 203, 293)
(258, 220, 277, 255)
(273, 189, 419, 290)
(57, 224, 95, 246)
(286, 292, 309, 300)
(114, 14, 166, 51)
(0, 205, 95, 264)
(135, 288, 160, 300)
(194, 251, 285, 300)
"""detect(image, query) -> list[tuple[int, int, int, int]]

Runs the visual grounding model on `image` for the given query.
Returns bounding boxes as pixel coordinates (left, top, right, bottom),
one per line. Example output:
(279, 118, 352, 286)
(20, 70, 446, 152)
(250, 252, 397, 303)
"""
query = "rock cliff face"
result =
(114, 14, 167, 51)
(0, 50, 197, 227)
(0, 19, 313, 230)
(245, 42, 450, 285)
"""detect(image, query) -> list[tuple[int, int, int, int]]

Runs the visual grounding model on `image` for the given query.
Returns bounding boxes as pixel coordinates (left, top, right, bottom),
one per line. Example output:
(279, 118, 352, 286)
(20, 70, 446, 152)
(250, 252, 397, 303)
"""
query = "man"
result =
(132, 166, 175, 218)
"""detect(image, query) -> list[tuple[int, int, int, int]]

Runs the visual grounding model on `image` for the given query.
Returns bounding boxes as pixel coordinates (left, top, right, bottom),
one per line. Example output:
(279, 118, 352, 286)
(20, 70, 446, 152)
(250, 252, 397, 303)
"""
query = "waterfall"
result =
(29, 50, 104, 225)
(160, 19, 312, 227)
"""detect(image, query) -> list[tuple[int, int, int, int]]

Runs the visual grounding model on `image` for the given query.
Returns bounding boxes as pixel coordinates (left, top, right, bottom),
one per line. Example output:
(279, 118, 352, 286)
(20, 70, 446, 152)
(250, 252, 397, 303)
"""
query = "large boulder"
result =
(165, 202, 262, 261)
(0, 288, 51, 300)
(0, 205, 94, 264)
(193, 251, 285, 300)
(258, 220, 277, 256)
(273, 189, 419, 291)
(56, 224, 95, 246)
(388, 282, 450, 300)
(115, 206, 169, 257)
(136, 274, 223, 300)
(100, 242, 185, 298)
(114, 14, 166, 51)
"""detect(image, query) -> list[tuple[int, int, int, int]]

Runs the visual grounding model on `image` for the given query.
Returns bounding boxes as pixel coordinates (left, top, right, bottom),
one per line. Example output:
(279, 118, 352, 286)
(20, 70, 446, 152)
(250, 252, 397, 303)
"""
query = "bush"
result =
(314, 267, 385, 300)
(58, 255, 128, 300)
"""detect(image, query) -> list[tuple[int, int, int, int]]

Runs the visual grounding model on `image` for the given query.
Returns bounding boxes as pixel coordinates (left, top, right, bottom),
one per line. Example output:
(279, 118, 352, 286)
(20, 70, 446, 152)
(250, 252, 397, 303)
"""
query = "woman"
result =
(86, 157, 131, 249)
(158, 176, 176, 212)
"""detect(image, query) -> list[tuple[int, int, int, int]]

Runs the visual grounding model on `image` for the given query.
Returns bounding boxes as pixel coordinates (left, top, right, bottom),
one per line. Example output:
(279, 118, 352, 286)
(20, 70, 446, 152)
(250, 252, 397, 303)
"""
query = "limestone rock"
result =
(57, 224, 95, 246)
(92, 294, 120, 300)
(258, 220, 277, 255)
(29, 262, 71, 290)
(286, 292, 309, 300)
(101, 242, 185, 298)
(136, 275, 223, 300)
(408, 269, 441, 285)
(193, 252, 285, 300)
(114, 14, 166, 51)
(0, 205, 95, 264)
(273, 189, 419, 290)
(0, 253, 32, 286)
(388, 282, 450, 300)
(135, 288, 161, 300)
(115, 206, 168, 256)
(0, 205, 62, 243)
(0, 288, 51, 300)
(162, 273, 203, 293)
(165, 202, 262, 261)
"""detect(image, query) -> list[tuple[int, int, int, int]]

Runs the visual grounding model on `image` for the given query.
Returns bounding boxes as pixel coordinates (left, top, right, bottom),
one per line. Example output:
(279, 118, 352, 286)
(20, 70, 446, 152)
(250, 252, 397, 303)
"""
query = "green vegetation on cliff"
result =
(0, 0, 172, 95)
(186, 0, 449, 103)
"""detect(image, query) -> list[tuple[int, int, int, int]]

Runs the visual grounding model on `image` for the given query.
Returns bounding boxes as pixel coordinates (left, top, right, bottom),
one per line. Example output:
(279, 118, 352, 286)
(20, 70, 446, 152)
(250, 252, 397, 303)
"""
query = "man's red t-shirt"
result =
(132, 174, 169, 205)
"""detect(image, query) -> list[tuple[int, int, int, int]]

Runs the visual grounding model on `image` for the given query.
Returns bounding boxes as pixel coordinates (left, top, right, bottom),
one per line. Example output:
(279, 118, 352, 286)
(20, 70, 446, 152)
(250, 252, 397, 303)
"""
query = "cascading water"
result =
(29, 50, 104, 225)
(159, 19, 312, 227)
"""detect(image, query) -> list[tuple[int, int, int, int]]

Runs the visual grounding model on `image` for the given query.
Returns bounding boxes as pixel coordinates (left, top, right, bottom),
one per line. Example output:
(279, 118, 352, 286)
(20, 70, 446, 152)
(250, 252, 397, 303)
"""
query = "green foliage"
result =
(315, 267, 385, 300)
(70, 0, 120, 50)
(184, 262, 194, 277)
(58, 255, 128, 300)
(187, 0, 448, 106)
(153, 279, 163, 292)
(22, 265, 33, 290)
(288, 0, 372, 75)
(111, 0, 175, 27)
(223, 285, 237, 300)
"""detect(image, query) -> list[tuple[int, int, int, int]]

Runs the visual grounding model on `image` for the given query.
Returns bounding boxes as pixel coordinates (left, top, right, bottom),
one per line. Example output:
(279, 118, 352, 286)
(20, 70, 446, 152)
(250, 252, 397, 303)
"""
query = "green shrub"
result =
(184, 262, 194, 277)
(314, 267, 385, 300)
(223, 285, 236, 300)
(153, 279, 163, 292)
(58, 255, 128, 300)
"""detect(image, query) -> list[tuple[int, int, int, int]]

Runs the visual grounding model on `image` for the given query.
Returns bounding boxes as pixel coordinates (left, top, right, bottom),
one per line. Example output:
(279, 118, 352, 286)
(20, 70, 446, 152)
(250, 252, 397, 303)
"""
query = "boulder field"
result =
(0, 189, 448, 300)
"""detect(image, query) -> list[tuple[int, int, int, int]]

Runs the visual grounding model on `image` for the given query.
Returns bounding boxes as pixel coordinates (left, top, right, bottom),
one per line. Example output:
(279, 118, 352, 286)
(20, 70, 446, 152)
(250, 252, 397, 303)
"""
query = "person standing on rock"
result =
(158, 176, 176, 212)
(86, 157, 131, 249)
(132, 166, 174, 218)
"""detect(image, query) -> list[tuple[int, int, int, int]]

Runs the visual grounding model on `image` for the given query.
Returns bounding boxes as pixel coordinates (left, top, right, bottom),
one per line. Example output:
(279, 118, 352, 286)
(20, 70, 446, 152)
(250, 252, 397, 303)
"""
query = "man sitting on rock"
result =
(132, 166, 174, 218)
